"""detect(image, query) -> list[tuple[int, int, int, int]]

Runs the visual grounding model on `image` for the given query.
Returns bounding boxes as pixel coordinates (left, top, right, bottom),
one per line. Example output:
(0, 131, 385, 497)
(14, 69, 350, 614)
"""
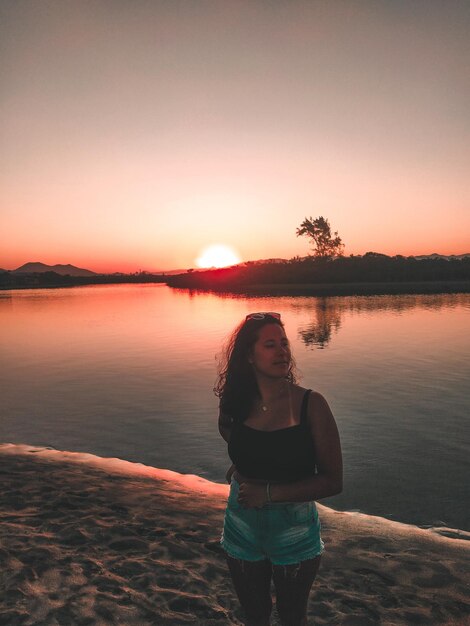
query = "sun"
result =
(196, 244, 241, 269)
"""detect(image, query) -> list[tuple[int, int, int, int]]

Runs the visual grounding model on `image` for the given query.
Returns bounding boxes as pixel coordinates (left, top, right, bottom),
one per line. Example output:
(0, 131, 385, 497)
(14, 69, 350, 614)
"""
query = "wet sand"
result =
(0, 445, 469, 625)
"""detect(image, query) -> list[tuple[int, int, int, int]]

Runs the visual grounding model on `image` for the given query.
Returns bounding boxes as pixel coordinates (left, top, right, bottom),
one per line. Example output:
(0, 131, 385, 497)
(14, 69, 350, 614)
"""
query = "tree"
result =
(296, 216, 344, 259)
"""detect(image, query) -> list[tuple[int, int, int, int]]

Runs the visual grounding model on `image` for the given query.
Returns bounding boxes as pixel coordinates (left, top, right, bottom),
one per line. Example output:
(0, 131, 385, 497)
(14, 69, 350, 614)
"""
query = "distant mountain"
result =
(13, 262, 97, 276)
(414, 253, 470, 261)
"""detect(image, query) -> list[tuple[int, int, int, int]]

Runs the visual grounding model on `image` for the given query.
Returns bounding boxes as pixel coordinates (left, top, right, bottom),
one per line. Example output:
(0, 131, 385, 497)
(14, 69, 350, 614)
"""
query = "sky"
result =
(1, 0, 469, 273)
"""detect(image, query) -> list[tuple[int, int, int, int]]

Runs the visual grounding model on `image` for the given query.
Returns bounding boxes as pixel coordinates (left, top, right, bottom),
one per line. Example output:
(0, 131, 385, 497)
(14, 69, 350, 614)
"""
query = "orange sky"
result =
(1, 1, 469, 273)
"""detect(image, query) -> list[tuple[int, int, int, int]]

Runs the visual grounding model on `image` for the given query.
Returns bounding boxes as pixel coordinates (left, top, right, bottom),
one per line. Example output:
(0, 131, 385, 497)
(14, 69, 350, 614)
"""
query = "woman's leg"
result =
(225, 554, 273, 626)
(271, 556, 321, 626)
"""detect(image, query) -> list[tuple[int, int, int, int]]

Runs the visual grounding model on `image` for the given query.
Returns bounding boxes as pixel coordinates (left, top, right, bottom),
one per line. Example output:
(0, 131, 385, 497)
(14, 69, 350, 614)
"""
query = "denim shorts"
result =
(220, 478, 324, 566)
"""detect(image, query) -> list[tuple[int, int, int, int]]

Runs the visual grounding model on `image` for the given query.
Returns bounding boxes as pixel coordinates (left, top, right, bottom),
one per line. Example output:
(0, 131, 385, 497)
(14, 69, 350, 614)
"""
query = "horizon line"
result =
(3, 251, 470, 275)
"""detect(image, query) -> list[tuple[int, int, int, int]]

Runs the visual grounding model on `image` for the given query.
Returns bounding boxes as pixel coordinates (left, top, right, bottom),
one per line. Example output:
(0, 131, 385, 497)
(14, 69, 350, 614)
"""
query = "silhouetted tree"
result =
(296, 216, 344, 259)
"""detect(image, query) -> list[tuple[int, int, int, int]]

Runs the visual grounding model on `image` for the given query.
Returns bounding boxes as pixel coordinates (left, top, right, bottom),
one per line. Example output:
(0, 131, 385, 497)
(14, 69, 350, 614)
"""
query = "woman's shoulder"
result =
(306, 391, 335, 434)
(291, 384, 325, 402)
(290, 385, 325, 421)
(291, 385, 330, 420)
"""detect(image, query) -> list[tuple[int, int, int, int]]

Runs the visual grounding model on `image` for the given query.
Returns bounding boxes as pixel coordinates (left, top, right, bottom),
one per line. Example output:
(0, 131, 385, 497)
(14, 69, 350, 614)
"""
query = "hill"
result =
(13, 262, 96, 277)
(414, 253, 470, 261)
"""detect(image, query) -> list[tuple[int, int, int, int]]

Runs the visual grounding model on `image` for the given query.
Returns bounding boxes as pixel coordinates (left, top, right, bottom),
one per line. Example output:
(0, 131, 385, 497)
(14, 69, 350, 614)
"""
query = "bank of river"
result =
(170, 279, 470, 296)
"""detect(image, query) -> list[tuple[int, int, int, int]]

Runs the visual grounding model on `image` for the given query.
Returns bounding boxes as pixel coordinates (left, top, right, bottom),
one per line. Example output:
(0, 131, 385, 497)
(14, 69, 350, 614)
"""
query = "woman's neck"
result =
(256, 378, 289, 404)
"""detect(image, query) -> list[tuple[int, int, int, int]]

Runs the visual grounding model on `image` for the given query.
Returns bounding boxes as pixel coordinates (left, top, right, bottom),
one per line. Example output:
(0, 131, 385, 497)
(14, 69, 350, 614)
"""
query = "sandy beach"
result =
(0, 445, 469, 626)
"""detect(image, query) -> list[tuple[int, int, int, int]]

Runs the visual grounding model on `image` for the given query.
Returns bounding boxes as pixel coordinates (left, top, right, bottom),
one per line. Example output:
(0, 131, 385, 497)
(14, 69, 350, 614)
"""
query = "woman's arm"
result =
(237, 392, 342, 507)
(219, 410, 236, 483)
(271, 392, 342, 503)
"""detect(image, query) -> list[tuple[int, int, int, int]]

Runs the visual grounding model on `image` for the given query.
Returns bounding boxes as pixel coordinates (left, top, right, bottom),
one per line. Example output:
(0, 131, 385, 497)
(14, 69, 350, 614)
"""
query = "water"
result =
(1, 284, 469, 531)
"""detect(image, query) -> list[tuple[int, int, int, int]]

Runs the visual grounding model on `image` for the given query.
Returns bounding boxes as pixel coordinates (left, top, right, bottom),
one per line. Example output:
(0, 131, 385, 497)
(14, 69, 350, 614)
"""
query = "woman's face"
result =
(249, 323, 291, 379)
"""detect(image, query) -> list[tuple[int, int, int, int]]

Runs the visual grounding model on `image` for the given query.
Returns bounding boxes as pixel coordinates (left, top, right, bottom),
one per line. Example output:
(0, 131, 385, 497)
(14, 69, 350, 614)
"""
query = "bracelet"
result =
(266, 482, 272, 503)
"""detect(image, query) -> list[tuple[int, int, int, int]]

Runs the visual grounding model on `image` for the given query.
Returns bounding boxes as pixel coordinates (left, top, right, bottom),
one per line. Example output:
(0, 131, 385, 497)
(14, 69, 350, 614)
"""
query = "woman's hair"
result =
(214, 314, 297, 422)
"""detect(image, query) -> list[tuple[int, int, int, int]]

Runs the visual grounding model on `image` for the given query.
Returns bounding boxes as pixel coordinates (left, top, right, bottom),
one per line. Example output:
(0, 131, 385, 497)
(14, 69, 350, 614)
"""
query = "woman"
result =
(215, 312, 342, 626)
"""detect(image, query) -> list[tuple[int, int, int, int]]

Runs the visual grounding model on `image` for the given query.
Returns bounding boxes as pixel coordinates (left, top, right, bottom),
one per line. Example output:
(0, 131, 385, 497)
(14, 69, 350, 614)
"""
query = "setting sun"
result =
(195, 245, 241, 269)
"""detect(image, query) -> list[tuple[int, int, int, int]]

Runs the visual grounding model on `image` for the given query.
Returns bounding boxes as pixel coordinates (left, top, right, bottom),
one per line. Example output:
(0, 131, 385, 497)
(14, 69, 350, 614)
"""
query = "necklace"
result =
(259, 383, 290, 412)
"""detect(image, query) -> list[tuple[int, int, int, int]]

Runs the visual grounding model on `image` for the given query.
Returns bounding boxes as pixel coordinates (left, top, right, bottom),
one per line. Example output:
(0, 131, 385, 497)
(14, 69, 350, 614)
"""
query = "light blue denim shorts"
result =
(220, 478, 324, 565)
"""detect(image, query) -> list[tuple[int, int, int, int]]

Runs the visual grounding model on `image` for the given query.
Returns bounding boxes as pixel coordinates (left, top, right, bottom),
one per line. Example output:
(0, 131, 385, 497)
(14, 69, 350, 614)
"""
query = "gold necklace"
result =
(259, 383, 290, 412)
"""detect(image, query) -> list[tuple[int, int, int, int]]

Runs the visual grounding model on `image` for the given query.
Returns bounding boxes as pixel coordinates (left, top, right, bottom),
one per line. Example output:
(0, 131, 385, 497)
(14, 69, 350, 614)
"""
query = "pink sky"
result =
(1, 1, 469, 273)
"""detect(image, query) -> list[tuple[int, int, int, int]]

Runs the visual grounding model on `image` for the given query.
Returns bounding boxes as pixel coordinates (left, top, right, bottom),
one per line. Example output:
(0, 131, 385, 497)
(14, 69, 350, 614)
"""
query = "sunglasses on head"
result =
(245, 312, 281, 321)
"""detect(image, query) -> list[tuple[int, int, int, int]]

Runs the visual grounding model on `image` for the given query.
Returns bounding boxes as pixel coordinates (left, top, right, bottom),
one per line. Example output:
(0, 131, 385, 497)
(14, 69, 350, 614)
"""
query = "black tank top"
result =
(228, 389, 316, 482)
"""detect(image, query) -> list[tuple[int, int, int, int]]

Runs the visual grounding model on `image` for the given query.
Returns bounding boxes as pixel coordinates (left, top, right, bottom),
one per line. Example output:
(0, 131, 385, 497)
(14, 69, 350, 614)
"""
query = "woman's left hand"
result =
(237, 482, 267, 508)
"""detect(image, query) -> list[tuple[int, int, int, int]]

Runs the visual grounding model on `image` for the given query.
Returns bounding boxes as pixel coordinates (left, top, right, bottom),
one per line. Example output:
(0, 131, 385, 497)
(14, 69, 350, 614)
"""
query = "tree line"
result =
(0, 271, 167, 290)
(165, 254, 470, 291)
(165, 215, 469, 292)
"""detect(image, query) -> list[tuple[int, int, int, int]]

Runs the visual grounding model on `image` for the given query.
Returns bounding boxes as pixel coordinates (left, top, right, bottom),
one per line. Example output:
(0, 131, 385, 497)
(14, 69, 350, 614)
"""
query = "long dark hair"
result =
(214, 314, 297, 422)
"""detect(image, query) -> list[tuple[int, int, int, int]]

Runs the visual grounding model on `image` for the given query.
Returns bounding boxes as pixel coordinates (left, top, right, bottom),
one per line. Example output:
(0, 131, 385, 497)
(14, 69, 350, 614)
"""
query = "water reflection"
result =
(293, 293, 469, 348)
(298, 298, 342, 349)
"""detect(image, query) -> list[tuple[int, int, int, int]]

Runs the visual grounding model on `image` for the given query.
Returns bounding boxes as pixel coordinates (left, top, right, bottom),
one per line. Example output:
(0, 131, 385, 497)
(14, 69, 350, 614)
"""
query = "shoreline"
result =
(2, 279, 470, 296)
(1, 444, 468, 536)
(1, 444, 469, 625)
(1, 444, 468, 540)
(168, 280, 470, 297)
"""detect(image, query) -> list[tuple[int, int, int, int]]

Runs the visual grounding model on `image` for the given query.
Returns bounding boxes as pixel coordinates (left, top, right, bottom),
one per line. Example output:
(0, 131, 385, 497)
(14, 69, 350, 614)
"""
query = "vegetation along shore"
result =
(2, 255, 470, 296)
(165, 254, 470, 296)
